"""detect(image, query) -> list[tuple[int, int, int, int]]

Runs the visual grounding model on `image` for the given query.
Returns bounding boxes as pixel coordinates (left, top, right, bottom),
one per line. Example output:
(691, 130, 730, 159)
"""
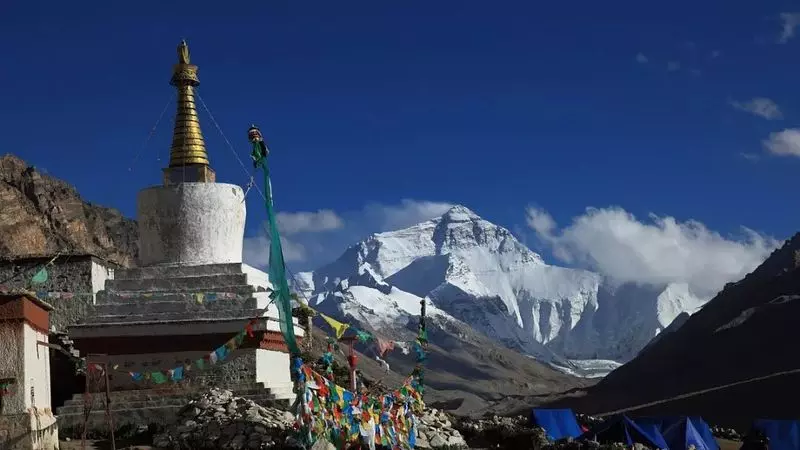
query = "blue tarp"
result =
(583, 415, 670, 449)
(530, 408, 583, 441)
(753, 419, 800, 450)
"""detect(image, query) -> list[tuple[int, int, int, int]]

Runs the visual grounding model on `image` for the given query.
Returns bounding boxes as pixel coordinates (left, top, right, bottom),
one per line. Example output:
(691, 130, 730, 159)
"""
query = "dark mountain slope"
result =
(549, 234, 800, 429)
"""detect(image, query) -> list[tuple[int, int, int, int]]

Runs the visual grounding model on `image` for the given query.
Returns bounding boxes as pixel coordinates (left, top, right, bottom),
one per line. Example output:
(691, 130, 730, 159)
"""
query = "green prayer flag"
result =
(31, 268, 48, 285)
(150, 372, 168, 384)
(253, 142, 300, 355)
(356, 330, 372, 343)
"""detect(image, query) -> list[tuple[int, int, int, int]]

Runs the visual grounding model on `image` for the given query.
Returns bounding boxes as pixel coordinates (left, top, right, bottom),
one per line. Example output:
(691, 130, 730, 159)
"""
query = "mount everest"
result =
(295, 205, 710, 377)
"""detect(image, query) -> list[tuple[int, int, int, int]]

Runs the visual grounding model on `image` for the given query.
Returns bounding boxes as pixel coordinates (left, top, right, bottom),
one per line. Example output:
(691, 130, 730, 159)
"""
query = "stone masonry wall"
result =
(0, 255, 116, 331)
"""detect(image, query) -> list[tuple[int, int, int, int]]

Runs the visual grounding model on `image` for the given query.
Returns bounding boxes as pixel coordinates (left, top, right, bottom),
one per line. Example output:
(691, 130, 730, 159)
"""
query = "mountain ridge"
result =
(298, 204, 715, 375)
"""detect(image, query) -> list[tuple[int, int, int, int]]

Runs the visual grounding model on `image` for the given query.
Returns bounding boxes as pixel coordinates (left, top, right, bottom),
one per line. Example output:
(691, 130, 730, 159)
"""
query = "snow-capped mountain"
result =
(296, 205, 707, 376)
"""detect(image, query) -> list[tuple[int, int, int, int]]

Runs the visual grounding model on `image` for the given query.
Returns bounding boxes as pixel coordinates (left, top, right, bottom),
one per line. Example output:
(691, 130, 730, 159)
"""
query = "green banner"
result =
(253, 142, 300, 356)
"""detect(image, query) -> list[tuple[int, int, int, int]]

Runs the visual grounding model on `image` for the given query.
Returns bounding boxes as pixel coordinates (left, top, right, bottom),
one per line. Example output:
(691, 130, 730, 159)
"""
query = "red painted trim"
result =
(73, 330, 301, 356)
(0, 296, 50, 332)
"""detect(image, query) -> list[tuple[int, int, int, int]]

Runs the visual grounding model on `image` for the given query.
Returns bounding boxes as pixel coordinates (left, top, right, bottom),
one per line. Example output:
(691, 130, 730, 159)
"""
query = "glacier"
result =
(295, 205, 707, 377)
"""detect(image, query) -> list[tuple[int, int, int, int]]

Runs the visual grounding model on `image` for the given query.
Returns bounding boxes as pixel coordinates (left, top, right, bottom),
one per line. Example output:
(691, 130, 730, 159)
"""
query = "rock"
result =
(429, 433, 447, 448)
(0, 154, 137, 266)
(152, 388, 294, 450)
(310, 438, 336, 450)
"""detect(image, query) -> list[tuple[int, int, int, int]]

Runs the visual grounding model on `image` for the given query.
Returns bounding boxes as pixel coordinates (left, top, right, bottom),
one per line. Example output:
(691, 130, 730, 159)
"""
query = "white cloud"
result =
(243, 234, 307, 265)
(243, 199, 454, 270)
(363, 199, 454, 231)
(276, 209, 344, 234)
(763, 128, 800, 157)
(711, 50, 721, 59)
(526, 206, 780, 297)
(730, 97, 783, 120)
(667, 61, 681, 72)
(779, 13, 800, 43)
(739, 152, 761, 162)
(635, 53, 648, 64)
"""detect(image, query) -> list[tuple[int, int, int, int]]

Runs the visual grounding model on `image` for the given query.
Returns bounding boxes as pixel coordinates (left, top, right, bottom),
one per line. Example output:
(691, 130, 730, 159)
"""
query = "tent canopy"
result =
(660, 417, 718, 450)
(530, 408, 582, 441)
(582, 415, 670, 449)
(753, 419, 800, 450)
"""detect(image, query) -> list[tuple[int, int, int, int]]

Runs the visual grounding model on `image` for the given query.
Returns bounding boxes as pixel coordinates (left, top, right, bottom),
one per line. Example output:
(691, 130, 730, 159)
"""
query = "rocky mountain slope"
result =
(0, 154, 137, 266)
(548, 233, 799, 428)
(295, 205, 714, 376)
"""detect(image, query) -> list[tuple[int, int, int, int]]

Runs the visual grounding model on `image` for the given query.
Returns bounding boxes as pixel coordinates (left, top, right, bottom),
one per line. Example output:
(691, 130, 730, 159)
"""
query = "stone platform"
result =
(55, 381, 295, 434)
(68, 262, 303, 395)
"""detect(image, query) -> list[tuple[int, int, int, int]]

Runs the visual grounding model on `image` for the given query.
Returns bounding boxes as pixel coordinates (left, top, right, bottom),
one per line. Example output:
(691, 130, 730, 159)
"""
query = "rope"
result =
(196, 93, 313, 306)
(595, 367, 800, 417)
(0, 251, 64, 287)
(242, 177, 256, 202)
(196, 94, 266, 200)
(128, 93, 174, 171)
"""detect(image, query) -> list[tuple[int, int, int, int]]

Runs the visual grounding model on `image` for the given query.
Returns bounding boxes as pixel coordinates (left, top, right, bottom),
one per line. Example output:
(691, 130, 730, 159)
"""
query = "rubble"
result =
(151, 389, 469, 450)
(151, 388, 295, 450)
(415, 408, 468, 449)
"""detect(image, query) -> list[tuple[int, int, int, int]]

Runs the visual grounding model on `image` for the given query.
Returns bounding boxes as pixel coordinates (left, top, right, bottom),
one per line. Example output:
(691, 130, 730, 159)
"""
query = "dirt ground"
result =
(59, 440, 153, 450)
(717, 439, 742, 450)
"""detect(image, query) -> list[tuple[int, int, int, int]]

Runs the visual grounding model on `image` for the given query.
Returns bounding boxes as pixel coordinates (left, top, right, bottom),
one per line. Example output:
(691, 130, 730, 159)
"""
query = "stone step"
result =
(114, 263, 246, 280)
(92, 297, 259, 316)
(106, 273, 250, 292)
(96, 286, 258, 304)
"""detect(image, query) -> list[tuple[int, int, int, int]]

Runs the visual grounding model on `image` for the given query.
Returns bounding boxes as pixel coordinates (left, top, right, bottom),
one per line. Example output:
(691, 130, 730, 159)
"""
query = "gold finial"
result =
(163, 39, 215, 185)
(177, 39, 190, 64)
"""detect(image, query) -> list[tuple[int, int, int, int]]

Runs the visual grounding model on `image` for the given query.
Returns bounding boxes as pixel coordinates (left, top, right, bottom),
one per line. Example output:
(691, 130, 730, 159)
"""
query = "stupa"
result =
(59, 41, 303, 430)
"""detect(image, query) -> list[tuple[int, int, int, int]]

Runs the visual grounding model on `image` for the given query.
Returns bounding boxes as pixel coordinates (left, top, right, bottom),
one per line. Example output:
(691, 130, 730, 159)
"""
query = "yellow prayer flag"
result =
(320, 313, 350, 339)
(195, 293, 204, 304)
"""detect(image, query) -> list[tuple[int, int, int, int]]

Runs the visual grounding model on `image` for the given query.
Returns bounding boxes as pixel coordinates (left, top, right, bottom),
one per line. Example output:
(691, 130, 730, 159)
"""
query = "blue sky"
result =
(0, 0, 797, 274)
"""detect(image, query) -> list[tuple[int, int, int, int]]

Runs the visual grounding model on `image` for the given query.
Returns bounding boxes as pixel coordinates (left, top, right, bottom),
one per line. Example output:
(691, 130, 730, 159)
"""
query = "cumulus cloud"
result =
(243, 234, 307, 265)
(635, 53, 648, 64)
(526, 206, 780, 297)
(779, 13, 800, 43)
(243, 199, 454, 270)
(730, 97, 783, 120)
(763, 128, 800, 157)
(363, 199, 454, 231)
(276, 209, 344, 234)
(667, 61, 681, 72)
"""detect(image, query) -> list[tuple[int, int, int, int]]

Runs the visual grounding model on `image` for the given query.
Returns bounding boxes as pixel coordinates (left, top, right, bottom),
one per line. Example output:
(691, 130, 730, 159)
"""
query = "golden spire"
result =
(163, 40, 215, 185)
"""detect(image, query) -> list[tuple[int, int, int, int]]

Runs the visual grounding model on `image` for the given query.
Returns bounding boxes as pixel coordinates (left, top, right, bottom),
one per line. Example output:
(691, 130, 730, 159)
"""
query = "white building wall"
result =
(0, 323, 24, 414)
(22, 324, 51, 412)
(0, 320, 58, 450)
(90, 260, 115, 305)
(255, 349, 293, 396)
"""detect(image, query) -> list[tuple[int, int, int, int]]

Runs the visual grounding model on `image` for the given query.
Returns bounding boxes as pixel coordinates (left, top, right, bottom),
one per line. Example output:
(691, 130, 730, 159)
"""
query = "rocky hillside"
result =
(548, 233, 800, 429)
(0, 154, 137, 266)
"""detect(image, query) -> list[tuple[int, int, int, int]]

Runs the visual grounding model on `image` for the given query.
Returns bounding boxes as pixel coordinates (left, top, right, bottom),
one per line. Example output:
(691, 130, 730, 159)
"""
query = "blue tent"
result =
(753, 419, 800, 450)
(583, 415, 670, 449)
(530, 408, 583, 441)
(661, 417, 718, 450)
(632, 417, 719, 450)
